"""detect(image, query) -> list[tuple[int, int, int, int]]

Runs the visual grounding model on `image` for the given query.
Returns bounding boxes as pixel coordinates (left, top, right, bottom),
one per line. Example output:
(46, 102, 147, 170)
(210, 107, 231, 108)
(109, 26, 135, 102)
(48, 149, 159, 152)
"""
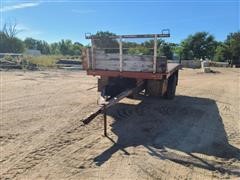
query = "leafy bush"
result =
(3, 55, 14, 61)
(214, 44, 228, 62)
(128, 46, 150, 55)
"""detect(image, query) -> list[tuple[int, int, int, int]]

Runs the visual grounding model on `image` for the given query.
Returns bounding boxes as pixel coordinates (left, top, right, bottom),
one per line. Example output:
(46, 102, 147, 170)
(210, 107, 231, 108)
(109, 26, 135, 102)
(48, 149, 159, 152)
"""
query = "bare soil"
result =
(1, 68, 240, 179)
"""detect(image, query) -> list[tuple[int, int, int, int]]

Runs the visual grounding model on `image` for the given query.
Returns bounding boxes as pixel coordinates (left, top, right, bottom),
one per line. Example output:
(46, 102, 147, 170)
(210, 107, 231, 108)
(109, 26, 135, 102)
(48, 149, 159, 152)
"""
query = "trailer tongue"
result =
(82, 80, 144, 135)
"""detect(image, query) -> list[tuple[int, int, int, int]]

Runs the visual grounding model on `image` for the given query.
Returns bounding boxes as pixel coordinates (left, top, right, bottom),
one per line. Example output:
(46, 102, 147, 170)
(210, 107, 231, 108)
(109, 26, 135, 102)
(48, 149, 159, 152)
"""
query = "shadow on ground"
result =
(94, 95, 240, 175)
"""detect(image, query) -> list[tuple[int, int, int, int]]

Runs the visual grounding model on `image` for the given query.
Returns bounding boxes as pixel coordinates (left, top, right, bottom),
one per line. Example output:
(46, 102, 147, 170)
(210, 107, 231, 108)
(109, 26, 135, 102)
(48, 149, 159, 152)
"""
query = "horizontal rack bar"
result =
(86, 33, 170, 39)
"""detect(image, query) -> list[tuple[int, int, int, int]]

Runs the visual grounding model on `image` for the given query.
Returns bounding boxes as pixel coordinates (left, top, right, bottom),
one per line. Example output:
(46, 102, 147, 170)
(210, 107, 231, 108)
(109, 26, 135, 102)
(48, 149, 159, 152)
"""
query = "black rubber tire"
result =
(165, 74, 177, 99)
(147, 80, 162, 97)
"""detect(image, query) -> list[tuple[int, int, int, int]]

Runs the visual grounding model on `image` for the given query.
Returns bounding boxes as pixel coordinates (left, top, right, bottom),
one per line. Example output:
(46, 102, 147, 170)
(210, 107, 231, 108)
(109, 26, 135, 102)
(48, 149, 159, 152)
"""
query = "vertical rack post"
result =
(119, 36, 123, 72)
(86, 48, 91, 69)
(153, 34, 157, 73)
(91, 39, 95, 70)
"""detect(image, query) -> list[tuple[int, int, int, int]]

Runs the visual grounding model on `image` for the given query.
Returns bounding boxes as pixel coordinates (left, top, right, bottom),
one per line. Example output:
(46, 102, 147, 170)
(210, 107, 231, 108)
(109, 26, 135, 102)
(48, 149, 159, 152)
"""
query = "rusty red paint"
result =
(87, 70, 167, 79)
(87, 64, 180, 80)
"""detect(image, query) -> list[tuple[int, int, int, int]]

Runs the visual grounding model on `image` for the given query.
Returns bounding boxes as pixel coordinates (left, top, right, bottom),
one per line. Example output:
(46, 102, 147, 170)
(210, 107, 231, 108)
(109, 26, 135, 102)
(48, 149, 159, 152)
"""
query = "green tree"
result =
(24, 38, 38, 49)
(180, 32, 217, 60)
(24, 38, 50, 54)
(91, 31, 119, 53)
(159, 43, 174, 59)
(214, 43, 228, 62)
(93, 31, 118, 49)
(141, 39, 164, 48)
(50, 42, 60, 54)
(2, 22, 19, 38)
(128, 46, 150, 55)
(225, 32, 240, 65)
(0, 30, 24, 53)
(72, 42, 83, 55)
(59, 39, 74, 55)
(178, 40, 194, 60)
(0, 22, 25, 53)
(38, 40, 50, 54)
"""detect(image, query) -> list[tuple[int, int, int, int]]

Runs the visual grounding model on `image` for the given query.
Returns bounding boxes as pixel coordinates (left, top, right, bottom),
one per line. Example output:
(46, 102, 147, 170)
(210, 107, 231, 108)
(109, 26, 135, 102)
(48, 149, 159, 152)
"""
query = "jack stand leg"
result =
(103, 107, 107, 136)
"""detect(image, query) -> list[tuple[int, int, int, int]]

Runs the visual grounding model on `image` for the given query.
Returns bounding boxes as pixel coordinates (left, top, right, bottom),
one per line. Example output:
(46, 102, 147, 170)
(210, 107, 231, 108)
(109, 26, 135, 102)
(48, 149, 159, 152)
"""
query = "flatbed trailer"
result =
(82, 31, 181, 134)
(83, 30, 181, 99)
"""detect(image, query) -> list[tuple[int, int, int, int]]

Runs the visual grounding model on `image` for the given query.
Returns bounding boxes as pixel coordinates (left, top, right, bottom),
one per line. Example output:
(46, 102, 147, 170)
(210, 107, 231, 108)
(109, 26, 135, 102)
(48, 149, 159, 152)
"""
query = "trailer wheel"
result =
(147, 80, 162, 96)
(165, 74, 177, 99)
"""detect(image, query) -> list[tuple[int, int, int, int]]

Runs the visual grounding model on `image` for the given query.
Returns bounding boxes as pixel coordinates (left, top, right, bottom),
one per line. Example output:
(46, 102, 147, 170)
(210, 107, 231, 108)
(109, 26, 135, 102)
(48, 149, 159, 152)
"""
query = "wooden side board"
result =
(90, 50, 168, 73)
(95, 59, 153, 72)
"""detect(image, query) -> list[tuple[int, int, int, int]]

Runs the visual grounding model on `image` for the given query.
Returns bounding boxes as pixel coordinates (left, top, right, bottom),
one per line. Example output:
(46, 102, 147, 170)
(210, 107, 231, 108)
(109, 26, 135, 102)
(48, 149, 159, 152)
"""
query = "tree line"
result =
(23, 38, 84, 55)
(0, 23, 84, 56)
(92, 31, 239, 64)
(0, 34, 84, 56)
(0, 23, 239, 64)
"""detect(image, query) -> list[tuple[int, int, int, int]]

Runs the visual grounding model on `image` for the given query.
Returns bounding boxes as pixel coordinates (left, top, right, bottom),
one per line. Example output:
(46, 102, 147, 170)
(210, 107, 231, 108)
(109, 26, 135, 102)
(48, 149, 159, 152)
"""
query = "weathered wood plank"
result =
(156, 56, 167, 73)
(123, 61, 153, 72)
(96, 59, 153, 65)
(124, 55, 153, 61)
(95, 54, 153, 62)
(96, 59, 154, 71)
(95, 61, 119, 71)
(93, 51, 168, 73)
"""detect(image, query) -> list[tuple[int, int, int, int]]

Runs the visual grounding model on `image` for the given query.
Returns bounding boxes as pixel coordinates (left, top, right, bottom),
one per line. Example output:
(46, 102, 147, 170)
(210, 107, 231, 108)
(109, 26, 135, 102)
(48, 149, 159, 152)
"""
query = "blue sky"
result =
(0, 0, 239, 45)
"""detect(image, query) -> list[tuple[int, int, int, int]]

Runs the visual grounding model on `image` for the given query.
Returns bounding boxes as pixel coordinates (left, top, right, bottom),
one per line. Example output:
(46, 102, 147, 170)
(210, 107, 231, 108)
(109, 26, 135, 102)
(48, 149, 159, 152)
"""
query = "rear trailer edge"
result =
(87, 64, 180, 80)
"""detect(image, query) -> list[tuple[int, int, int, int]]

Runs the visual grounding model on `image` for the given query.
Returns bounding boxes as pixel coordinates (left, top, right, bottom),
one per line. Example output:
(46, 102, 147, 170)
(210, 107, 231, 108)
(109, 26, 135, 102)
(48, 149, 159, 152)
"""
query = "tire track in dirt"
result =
(2, 69, 239, 179)
(145, 147, 240, 177)
(0, 79, 94, 155)
(1, 71, 99, 179)
(1, 76, 99, 178)
(0, 103, 102, 179)
(0, 134, 19, 146)
(62, 133, 104, 177)
(104, 96, 240, 178)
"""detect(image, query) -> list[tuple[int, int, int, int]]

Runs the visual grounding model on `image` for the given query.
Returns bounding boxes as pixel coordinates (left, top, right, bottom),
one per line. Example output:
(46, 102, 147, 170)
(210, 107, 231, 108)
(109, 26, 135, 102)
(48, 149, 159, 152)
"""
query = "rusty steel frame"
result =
(86, 66, 180, 80)
(87, 70, 164, 79)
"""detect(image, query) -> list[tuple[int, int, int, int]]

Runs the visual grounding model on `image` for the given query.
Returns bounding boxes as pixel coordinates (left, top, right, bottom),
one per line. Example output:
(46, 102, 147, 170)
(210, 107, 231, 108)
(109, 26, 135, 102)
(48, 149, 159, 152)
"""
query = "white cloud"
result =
(0, 2, 40, 12)
(16, 24, 43, 39)
(72, 9, 96, 14)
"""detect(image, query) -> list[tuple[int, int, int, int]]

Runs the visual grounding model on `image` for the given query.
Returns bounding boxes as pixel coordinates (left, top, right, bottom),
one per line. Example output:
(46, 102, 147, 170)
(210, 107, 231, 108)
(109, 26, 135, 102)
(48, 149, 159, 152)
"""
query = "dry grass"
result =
(24, 55, 62, 67)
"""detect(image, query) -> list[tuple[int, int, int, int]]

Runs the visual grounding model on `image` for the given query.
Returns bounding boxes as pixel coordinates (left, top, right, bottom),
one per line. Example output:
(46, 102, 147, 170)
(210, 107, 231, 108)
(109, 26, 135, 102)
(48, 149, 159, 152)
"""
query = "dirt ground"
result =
(1, 68, 240, 179)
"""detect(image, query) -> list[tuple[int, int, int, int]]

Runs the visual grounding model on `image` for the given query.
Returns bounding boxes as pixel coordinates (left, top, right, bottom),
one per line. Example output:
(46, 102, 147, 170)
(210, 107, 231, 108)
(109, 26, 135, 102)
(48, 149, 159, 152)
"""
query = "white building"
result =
(25, 49, 41, 56)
